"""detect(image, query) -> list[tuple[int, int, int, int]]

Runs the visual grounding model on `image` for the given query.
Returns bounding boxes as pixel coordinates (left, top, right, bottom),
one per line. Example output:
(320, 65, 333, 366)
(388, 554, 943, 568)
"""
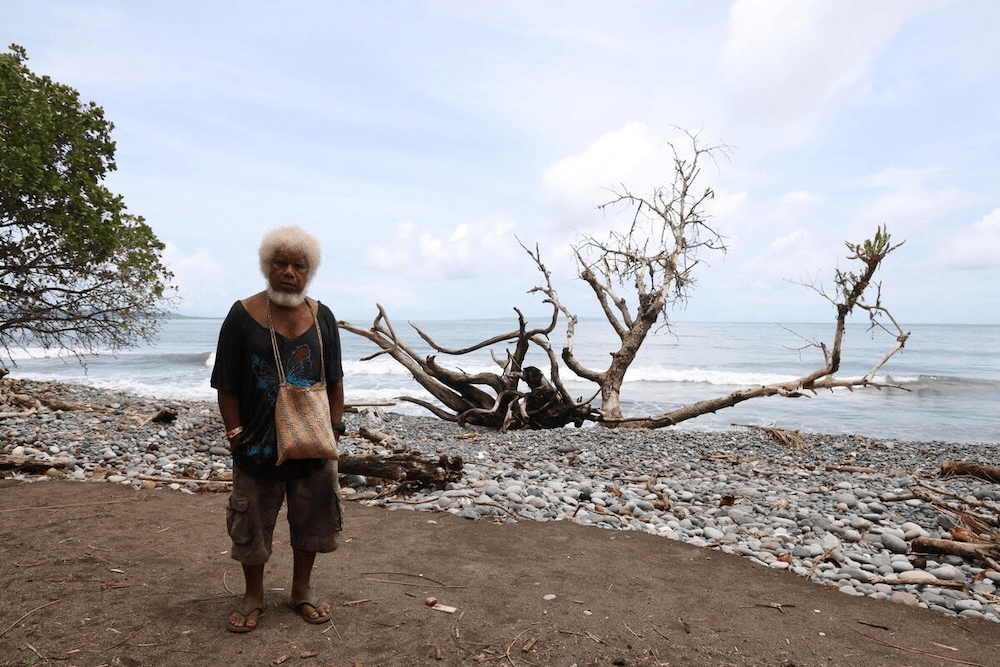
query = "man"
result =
(211, 225, 345, 633)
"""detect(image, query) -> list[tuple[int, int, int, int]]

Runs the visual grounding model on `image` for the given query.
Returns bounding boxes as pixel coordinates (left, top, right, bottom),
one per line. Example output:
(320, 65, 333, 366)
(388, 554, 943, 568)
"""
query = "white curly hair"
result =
(258, 225, 322, 281)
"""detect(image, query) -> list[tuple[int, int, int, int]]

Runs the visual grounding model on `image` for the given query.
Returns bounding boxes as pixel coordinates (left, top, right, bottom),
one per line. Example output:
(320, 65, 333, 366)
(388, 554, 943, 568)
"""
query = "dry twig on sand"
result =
(0, 599, 61, 638)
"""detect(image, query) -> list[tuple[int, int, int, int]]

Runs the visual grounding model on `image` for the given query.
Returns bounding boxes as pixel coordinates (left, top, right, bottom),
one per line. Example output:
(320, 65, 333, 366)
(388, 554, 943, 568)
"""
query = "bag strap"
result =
(266, 297, 325, 386)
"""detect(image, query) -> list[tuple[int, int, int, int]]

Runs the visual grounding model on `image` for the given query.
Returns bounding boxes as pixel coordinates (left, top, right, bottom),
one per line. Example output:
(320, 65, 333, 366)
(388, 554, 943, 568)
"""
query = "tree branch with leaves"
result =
(0, 44, 175, 365)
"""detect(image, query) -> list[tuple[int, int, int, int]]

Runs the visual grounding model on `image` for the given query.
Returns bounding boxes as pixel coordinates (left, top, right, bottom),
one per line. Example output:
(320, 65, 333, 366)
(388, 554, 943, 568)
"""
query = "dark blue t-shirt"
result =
(210, 299, 343, 481)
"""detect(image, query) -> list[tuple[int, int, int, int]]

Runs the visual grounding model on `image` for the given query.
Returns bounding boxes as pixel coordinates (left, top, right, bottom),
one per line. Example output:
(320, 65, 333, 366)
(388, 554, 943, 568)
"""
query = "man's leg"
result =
(290, 549, 330, 621)
(229, 563, 265, 629)
(226, 468, 283, 631)
(286, 462, 341, 622)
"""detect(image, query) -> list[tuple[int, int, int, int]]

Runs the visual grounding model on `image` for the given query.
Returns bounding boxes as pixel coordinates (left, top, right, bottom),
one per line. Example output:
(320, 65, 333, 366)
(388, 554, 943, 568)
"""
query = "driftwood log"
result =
(0, 454, 70, 474)
(871, 462, 1000, 571)
(339, 452, 464, 490)
(941, 460, 1000, 484)
(910, 536, 1000, 562)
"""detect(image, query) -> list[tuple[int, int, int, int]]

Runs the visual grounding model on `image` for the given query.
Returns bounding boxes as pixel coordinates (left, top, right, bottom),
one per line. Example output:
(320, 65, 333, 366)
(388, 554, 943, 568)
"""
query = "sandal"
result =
(288, 596, 331, 624)
(226, 600, 264, 633)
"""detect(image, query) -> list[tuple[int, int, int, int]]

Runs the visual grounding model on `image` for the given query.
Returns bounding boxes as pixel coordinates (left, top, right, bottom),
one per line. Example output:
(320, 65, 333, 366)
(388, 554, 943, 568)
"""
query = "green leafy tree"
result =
(0, 44, 174, 365)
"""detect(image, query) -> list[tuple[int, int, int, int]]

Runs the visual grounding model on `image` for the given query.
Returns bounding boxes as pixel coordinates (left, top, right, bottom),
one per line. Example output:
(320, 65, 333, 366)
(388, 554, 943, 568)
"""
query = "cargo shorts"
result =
(226, 460, 342, 565)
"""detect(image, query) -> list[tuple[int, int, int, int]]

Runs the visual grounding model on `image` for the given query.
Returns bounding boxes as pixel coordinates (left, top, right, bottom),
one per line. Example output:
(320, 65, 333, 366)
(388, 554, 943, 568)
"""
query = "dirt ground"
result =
(1, 479, 999, 667)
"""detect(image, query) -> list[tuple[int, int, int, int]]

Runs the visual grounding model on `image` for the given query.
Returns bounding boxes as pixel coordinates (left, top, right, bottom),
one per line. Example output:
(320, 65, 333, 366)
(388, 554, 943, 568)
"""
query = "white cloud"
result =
(366, 216, 519, 280)
(848, 167, 973, 243)
(721, 0, 920, 142)
(542, 124, 730, 234)
(542, 123, 665, 212)
(768, 228, 811, 255)
(162, 243, 228, 315)
(777, 190, 824, 209)
(735, 227, 832, 290)
(710, 189, 749, 220)
(858, 184, 968, 232)
(934, 208, 1000, 270)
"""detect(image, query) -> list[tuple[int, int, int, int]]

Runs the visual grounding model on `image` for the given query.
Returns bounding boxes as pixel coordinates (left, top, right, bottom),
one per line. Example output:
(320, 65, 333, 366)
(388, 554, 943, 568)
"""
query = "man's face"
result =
(268, 250, 309, 296)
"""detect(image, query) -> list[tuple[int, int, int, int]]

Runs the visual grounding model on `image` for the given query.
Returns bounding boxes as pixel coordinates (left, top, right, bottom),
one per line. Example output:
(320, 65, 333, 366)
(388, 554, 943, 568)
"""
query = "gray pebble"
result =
(881, 533, 909, 554)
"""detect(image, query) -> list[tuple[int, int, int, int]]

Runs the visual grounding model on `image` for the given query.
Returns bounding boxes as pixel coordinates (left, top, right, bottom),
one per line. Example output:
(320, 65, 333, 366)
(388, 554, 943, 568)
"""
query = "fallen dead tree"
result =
(339, 228, 909, 431)
(600, 228, 909, 428)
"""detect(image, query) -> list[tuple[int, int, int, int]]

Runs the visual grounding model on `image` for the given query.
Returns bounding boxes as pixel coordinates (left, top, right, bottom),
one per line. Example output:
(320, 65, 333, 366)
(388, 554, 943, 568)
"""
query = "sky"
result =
(5, 0, 1000, 324)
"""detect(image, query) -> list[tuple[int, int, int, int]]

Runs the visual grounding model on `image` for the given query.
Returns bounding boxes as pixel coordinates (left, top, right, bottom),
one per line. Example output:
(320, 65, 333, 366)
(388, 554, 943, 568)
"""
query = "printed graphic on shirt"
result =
(245, 344, 317, 463)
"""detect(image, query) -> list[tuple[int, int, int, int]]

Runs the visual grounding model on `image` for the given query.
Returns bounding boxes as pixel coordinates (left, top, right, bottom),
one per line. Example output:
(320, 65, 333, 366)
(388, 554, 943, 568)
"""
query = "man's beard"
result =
(266, 287, 307, 308)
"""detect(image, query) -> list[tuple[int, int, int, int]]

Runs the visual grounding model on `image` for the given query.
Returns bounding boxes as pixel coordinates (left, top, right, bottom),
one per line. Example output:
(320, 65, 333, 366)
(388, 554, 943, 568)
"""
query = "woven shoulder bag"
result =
(267, 298, 339, 466)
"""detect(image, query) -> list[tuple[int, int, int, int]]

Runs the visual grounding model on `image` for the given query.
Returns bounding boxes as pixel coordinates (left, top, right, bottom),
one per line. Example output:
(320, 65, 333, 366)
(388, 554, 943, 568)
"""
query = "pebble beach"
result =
(4, 379, 999, 624)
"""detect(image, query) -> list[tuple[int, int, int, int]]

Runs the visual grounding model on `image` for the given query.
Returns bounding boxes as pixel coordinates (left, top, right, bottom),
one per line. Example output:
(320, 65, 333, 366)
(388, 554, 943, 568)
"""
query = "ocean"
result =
(5, 316, 998, 444)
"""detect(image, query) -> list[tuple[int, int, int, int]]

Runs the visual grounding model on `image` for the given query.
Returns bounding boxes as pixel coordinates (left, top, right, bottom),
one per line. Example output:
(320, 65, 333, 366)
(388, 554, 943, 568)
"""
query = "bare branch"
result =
(610, 226, 908, 429)
(554, 131, 730, 418)
(339, 296, 598, 430)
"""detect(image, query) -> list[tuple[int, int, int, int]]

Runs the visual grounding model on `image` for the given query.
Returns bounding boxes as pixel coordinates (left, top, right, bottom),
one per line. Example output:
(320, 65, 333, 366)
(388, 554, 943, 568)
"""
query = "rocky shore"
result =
(3, 379, 999, 624)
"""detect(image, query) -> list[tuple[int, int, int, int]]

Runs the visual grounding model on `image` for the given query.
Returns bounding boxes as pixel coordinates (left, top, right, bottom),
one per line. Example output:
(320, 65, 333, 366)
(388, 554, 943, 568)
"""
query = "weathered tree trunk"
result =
(339, 452, 464, 490)
(602, 229, 908, 429)
(605, 379, 866, 429)
(910, 536, 1000, 561)
(340, 304, 597, 430)
(0, 454, 69, 474)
